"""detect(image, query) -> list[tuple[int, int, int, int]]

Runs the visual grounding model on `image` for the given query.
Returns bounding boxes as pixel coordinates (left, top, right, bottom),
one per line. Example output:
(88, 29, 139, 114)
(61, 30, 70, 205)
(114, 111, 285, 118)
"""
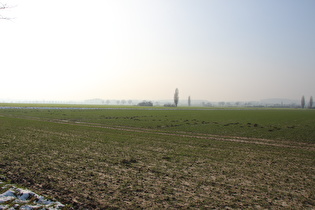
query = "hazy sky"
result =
(1, 0, 314, 102)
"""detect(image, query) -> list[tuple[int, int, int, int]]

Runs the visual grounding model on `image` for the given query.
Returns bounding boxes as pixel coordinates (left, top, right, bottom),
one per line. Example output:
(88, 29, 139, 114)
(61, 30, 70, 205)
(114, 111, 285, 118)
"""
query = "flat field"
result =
(0, 105, 314, 209)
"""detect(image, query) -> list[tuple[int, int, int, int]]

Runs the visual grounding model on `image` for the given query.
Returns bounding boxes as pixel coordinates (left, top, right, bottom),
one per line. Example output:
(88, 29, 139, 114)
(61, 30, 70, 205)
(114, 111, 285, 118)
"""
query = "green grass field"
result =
(0, 104, 314, 208)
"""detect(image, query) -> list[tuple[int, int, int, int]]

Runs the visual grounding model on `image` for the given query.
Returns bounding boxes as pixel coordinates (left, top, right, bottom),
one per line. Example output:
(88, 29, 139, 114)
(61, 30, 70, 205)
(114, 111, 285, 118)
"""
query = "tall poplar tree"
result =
(309, 96, 313, 108)
(174, 88, 179, 107)
(188, 96, 191, 107)
(301, 96, 305, 108)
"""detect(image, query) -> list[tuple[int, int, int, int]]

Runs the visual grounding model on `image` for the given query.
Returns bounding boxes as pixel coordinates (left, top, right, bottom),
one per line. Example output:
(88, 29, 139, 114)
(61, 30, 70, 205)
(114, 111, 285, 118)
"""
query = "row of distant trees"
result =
(113, 100, 133, 105)
(170, 91, 314, 108)
(38, 89, 312, 108)
(301, 96, 313, 109)
(170, 89, 314, 109)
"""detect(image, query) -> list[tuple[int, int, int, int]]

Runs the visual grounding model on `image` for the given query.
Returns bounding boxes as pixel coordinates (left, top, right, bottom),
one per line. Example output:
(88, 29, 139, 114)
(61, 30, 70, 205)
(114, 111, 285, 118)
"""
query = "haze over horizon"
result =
(1, 0, 314, 102)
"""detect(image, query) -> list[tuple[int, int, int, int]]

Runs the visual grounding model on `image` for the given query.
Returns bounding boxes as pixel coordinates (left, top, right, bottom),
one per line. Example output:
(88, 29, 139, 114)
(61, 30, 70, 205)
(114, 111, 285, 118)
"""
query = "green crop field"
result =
(0, 104, 314, 209)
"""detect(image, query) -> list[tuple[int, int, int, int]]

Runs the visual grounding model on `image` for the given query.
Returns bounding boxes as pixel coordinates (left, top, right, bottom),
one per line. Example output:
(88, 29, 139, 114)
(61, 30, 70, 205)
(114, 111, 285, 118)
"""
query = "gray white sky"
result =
(1, 0, 314, 102)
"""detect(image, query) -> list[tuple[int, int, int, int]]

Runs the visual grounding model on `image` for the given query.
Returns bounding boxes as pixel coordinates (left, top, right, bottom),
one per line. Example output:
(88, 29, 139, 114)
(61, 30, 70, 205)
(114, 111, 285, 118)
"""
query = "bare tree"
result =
(301, 96, 305, 108)
(174, 88, 179, 107)
(0, 2, 12, 20)
(309, 96, 313, 108)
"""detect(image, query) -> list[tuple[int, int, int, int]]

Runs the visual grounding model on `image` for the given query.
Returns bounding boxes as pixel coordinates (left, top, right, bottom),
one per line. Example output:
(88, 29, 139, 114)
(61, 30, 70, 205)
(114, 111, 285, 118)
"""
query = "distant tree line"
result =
(104, 92, 313, 109)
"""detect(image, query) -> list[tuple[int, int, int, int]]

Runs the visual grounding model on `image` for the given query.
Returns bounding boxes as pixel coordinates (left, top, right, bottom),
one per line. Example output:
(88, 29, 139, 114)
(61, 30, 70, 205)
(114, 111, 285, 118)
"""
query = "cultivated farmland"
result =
(0, 105, 314, 209)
